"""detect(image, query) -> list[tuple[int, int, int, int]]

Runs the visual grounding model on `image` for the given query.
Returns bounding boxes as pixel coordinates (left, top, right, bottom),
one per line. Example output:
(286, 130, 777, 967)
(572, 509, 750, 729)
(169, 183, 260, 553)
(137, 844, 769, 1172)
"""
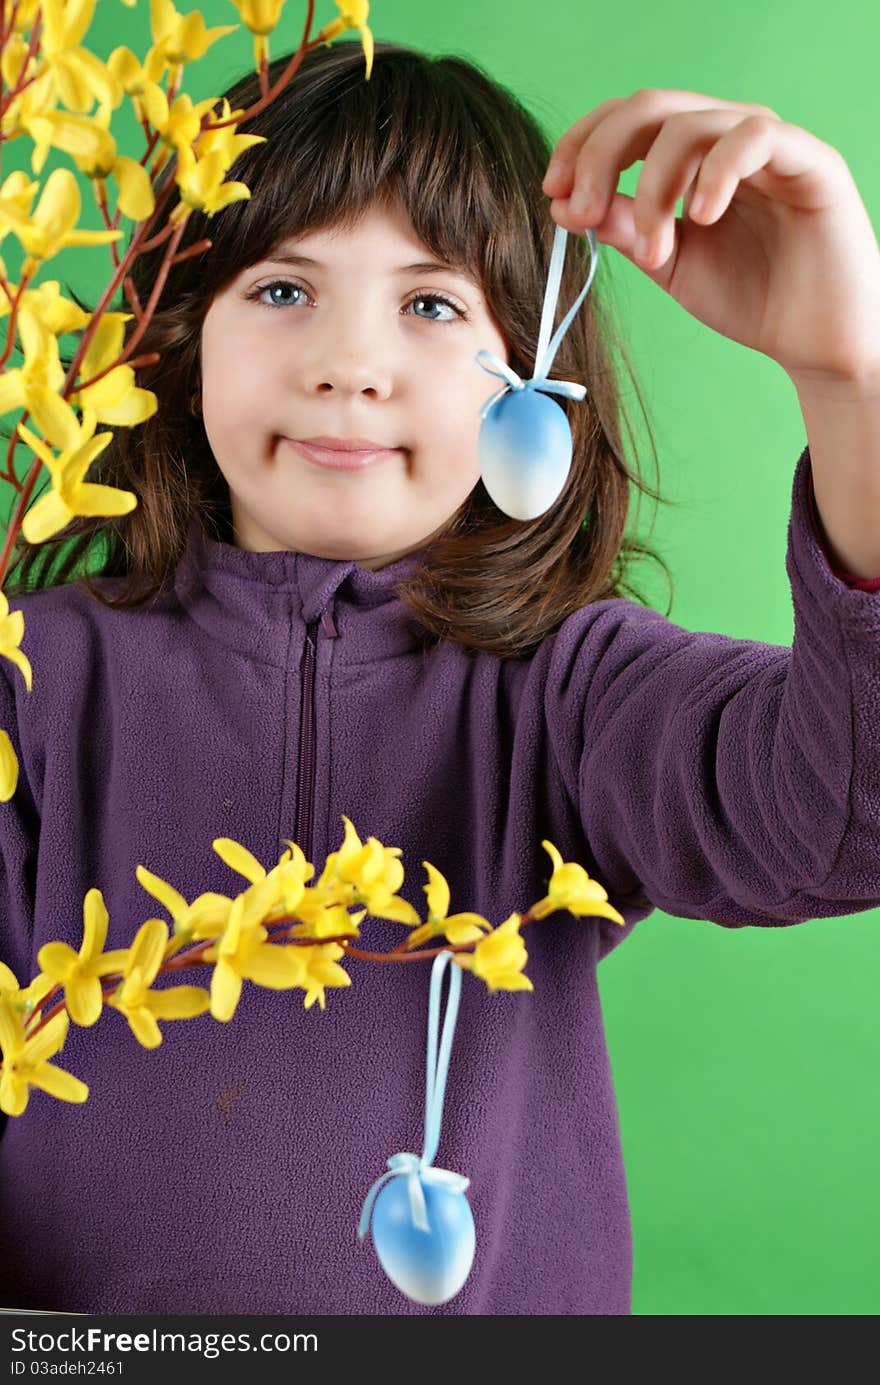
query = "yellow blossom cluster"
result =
(0, 1, 375, 804)
(0, 818, 625, 1116)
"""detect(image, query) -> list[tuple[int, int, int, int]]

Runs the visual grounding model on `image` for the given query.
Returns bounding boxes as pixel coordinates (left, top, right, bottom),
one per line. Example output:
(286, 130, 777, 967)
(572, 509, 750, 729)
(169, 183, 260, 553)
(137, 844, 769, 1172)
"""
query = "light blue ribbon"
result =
(476, 225, 599, 420)
(358, 951, 468, 1238)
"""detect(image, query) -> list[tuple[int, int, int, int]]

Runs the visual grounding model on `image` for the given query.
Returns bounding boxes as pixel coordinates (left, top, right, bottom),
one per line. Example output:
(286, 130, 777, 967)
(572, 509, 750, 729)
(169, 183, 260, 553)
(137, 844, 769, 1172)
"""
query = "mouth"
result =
(283, 438, 404, 471)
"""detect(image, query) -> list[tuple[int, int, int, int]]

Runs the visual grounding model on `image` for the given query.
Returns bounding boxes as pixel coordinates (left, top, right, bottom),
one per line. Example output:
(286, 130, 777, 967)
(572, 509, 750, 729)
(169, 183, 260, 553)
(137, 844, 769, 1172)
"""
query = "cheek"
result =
(201, 345, 260, 424)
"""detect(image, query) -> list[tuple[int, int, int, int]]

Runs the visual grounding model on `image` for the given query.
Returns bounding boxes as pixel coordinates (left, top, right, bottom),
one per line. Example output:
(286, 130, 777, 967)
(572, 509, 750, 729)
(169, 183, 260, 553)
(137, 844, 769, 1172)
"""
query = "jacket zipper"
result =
(295, 606, 337, 865)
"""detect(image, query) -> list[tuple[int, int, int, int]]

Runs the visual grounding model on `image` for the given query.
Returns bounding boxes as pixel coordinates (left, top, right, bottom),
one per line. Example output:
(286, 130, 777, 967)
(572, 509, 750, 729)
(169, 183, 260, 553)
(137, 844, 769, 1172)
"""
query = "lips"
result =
(301, 435, 397, 452)
(285, 438, 402, 471)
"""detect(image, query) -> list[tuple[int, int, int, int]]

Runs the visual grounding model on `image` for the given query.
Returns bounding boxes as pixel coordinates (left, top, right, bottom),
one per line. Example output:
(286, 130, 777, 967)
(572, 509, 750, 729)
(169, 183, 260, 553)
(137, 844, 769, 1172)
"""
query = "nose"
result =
(300, 318, 395, 399)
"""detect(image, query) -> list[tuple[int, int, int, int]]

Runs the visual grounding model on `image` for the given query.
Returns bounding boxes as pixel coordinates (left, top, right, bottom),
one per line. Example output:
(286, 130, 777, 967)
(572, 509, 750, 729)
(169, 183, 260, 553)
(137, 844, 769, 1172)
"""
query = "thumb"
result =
(548, 189, 640, 260)
(560, 189, 691, 284)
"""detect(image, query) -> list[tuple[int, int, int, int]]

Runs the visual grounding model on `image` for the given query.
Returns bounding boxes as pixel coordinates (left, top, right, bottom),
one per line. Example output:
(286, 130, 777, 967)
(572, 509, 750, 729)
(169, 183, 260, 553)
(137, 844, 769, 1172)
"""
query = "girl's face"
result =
(199, 196, 510, 569)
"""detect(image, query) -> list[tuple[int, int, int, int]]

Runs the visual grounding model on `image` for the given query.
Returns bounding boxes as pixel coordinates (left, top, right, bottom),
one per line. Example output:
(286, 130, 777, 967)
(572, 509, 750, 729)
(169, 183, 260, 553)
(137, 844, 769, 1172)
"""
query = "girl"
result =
(1, 38, 879, 1316)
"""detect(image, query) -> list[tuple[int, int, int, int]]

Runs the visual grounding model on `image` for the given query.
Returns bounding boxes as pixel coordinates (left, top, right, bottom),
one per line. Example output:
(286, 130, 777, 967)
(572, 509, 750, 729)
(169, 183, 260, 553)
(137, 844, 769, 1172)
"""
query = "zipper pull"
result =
(320, 604, 338, 639)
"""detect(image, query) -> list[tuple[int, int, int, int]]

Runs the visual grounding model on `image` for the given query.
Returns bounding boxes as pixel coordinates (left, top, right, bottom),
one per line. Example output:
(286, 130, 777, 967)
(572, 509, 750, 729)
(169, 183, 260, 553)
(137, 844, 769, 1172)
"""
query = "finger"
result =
(630, 110, 769, 263)
(547, 110, 745, 239)
(542, 97, 628, 194)
(567, 97, 779, 225)
(543, 87, 787, 198)
(641, 118, 841, 268)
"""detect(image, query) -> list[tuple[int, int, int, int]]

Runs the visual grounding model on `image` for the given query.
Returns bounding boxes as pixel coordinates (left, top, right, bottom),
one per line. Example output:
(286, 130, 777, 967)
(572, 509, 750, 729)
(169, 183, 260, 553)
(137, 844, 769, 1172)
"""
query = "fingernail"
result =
(544, 161, 564, 188)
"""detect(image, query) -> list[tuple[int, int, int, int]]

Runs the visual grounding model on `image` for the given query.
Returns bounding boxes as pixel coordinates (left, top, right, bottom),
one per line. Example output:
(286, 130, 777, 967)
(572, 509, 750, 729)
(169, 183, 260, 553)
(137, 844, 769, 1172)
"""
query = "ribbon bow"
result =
(358, 951, 468, 1238)
(476, 224, 599, 421)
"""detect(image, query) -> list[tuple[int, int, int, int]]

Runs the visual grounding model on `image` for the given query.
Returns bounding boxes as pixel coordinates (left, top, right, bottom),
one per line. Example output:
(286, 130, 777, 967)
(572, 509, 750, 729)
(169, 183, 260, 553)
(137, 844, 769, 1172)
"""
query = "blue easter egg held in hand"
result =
(479, 387, 573, 521)
(369, 1173, 476, 1306)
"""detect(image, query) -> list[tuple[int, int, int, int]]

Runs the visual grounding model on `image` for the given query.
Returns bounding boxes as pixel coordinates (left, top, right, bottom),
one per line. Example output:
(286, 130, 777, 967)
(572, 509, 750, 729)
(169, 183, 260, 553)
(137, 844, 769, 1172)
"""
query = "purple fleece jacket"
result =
(1, 443, 879, 1316)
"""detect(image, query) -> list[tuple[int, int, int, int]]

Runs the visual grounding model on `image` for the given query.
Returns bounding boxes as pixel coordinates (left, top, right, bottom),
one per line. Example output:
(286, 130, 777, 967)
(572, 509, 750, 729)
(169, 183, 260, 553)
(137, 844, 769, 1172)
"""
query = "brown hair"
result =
(3, 38, 674, 660)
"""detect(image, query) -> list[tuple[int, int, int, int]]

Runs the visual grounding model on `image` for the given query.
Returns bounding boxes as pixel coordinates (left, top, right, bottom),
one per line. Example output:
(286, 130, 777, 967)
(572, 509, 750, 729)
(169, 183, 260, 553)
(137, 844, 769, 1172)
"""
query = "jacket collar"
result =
(174, 513, 432, 663)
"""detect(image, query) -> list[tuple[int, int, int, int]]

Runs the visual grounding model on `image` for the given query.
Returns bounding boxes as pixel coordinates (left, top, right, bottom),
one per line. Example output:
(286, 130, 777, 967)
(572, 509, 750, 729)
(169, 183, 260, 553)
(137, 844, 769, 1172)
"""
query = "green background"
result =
(4, 0, 880, 1315)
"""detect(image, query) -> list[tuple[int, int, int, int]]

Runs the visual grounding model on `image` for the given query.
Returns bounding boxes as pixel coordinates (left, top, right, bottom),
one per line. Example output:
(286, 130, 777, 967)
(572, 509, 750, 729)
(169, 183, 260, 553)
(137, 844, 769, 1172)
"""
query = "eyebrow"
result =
(264, 249, 478, 284)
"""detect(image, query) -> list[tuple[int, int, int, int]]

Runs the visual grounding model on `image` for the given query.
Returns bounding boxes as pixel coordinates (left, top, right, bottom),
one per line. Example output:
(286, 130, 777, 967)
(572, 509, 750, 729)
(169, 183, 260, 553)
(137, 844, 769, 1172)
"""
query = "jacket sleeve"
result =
(0, 653, 41, 1137)
(545, 444, 880, 929)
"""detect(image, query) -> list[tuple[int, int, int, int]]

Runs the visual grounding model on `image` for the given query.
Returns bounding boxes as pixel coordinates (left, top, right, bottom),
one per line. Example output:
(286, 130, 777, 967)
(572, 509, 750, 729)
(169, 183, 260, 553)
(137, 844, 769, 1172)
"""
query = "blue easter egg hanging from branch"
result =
(358, 952, 476, 1307)
(475, 224, 599, 522)
(479, 386, 573, 521)
(368, 1159, 476, 1305)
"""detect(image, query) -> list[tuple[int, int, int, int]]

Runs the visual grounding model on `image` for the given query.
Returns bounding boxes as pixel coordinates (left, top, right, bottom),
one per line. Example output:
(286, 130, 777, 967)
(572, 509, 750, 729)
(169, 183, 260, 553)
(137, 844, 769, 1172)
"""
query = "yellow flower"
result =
(0, 303, 66, 424)
(2, 1, 42, 32)
(315, 815, 421, 925)
(71, 312, 158, 426)
(22, 108, 155, 220)
(17, 401, 137, 544)
(295, 942, 351, 1011)
(196, 98, 267, 170)
(0, 998, 89, 1116)
(0, 592, 30, 815)
(106, 44, 168, 127)
(0, 729, 19, 802)
(404, 861, 492, 951)
(199, 839, 352, 1005)
(0, 171, 40, 268)
(317, 1, 374, 81)
(0, 30, 42, 108)
(227, 0, 286, 66)
(0, 166, 122, 276)
(105, 917, 210, 1048)
(286, 886, 366, 941)
(212, 834, 312, 917)
(531, 841, 626, 924)
(454, 914, 534, 994)
(213, 828, 365, 944)
(0, 586, 33, 693)
(147, 91, 218, 172)
(36, 888, 131, 1027)
(149, 0, 237, 73)
(0, 962, 54, 1015)
(0, 962, 20, 996)
(134, 862, 235, 955)
(168, 143, 252, 225)
(229, 0, 286, 35)
(38, 0, 123, 115)
(202, 874, 307, 1022)
(0, 25, 56, 143)
(0, 279, 91, 339)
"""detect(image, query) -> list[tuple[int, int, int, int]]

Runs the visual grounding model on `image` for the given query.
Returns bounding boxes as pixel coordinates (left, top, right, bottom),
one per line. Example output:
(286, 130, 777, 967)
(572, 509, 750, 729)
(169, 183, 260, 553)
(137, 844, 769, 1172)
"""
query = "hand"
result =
(543, 89, 880, 390)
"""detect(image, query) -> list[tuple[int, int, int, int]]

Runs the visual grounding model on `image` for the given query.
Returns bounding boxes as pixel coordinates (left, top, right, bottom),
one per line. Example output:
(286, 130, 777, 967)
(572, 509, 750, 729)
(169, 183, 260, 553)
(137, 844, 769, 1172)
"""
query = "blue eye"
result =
(263, 281, 304, 308)
(246, 278, 467, 322)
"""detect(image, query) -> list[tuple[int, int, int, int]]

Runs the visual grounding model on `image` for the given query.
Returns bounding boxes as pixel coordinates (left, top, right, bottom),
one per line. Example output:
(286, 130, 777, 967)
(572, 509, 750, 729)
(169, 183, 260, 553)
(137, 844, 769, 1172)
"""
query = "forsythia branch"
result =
(0, 819, 626, 1116)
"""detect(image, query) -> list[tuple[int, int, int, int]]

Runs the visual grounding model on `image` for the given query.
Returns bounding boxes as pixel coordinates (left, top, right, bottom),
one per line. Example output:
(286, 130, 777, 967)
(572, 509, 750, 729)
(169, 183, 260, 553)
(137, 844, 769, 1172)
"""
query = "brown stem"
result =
(138, 222, 176, 255)
(95, 182, 121, 270)
(170, 238, 211, 267)
(138, 119, 161, 170)
(0, 414, 46, 579)
(20, 903, 542, 1042)
(122, 275, 143, 319)
(112, 218, 185, 365)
